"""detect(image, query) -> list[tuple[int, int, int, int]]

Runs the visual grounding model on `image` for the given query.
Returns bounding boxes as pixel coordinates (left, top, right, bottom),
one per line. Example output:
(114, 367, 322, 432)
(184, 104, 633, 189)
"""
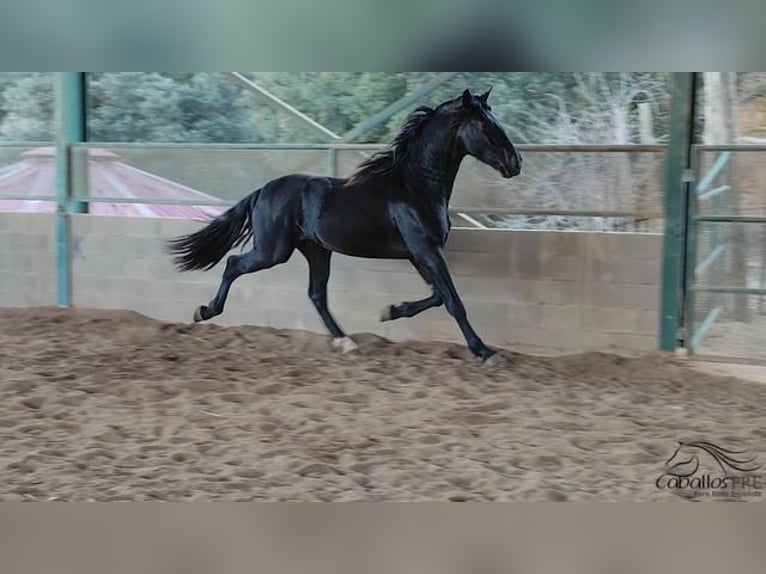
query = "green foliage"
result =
(0, 74, 55, 140)
(88, 73, 254, 142)
(0, 72, 675, 145)
(248, 72, 411, 141)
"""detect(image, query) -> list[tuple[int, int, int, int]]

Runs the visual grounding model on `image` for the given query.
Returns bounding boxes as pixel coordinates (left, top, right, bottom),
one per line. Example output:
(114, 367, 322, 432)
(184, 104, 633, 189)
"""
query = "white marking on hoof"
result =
(380, 305, 393, 322)
(483, 353, 509, 368)
(332, 337, 359, 354)
(193, 306, 204, 323)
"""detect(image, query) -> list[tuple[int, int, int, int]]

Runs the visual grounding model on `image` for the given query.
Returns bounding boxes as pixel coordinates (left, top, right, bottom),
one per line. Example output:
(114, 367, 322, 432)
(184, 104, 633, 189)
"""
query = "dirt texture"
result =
(1, 307, 764, 502)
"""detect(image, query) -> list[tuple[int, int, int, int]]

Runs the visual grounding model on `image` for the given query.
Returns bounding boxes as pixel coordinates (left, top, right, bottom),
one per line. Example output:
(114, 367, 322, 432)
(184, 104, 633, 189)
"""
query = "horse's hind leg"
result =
(298, 241, 357, 354)
(195, 241, 294, 322)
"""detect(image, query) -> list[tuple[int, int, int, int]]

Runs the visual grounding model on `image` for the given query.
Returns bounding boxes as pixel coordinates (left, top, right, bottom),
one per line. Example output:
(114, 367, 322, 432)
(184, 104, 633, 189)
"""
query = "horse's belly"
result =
(333, 241, 410, 259)
(315, 219, 407, 259)
(303, 183, 408, 258)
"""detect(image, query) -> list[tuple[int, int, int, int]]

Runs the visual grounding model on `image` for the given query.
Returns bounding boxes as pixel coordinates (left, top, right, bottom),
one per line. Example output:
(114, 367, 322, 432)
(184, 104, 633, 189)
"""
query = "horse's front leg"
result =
(399, 234, 494, 361)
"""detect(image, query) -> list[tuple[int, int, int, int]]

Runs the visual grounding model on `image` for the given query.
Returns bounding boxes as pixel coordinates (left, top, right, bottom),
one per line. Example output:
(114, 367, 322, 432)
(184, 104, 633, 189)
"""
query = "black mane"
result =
(347, 105, 437, 184)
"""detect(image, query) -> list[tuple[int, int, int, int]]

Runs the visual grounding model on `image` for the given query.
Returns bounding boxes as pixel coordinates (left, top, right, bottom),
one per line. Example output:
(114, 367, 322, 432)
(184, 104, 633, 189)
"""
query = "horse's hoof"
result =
(332, 337, 359, 354)
(380, 305, 393, 322)
(483, 352, 508, 368)
(193, 306, 205, 323)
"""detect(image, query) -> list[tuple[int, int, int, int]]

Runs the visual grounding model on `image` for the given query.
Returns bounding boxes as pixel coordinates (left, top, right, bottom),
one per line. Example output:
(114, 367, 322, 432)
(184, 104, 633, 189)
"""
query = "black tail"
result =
(166, 191, 258, 272)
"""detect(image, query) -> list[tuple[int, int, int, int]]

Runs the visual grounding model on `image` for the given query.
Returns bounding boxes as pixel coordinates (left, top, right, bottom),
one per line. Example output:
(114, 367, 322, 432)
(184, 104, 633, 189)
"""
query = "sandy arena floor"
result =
(1, 307, 764, 502)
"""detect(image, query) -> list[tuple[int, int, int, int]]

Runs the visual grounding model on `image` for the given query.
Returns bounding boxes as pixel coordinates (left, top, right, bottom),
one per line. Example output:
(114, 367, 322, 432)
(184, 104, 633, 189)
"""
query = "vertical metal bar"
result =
(683, 144, 700, 353)
(67, 73, 88, 215)
(660, 72, 698, 351)
(327, 147, 338, 178)
(760, 222, 766, 314)
(54, 72, 87, 308)
(761, 152, 766, 314)
(715, 153, 727, 323)
(727, 152, 748, 322)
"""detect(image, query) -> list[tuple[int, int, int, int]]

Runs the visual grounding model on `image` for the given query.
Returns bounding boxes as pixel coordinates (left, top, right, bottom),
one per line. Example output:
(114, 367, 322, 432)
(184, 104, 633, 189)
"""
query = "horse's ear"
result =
(461, 89, 474, 108)
(479, 87, 492, 104)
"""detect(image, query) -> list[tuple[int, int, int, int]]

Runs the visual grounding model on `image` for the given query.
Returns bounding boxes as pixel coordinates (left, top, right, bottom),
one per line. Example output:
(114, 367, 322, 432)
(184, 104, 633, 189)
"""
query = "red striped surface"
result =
(0, 147, 227, 220)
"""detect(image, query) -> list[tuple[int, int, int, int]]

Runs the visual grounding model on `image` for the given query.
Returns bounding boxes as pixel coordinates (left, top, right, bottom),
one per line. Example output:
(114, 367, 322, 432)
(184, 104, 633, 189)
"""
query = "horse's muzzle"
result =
(501, 149, 522, 178)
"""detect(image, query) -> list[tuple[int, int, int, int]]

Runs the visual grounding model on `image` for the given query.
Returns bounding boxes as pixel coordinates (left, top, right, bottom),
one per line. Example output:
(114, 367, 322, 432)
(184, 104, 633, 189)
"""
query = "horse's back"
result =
(301, 176, 408, 258)
(251, 172, 407, 258)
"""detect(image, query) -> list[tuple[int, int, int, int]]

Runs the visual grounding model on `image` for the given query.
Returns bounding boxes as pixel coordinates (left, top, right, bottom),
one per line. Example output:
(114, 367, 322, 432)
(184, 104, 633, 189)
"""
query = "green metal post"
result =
(55, 72, 87, 308)
(327, 147, 338, 177)
(659, 72, 698, 351)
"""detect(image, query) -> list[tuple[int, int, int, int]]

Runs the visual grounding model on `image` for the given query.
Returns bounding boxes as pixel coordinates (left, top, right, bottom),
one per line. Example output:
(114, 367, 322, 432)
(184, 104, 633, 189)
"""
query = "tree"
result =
(0, 74, 55, 140)
(246, 72, 412, 142)
(88, 73, 255, 142)
(0, 72, 674, 146)
(172, 74, 253, 142)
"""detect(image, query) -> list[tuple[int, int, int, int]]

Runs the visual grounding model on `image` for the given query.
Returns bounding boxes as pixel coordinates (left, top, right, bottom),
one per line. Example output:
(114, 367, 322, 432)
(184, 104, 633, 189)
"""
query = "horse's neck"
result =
(405, 128, 464, 203)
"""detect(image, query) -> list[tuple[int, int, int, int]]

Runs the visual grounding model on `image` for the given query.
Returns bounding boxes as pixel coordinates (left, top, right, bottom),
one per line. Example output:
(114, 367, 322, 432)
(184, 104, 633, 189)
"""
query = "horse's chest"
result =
(427, 206, 451, 245)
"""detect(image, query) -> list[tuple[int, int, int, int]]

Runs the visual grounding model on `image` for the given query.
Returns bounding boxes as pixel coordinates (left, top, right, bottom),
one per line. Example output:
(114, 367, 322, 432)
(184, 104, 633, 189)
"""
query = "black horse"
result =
(167, 88, 521, 361)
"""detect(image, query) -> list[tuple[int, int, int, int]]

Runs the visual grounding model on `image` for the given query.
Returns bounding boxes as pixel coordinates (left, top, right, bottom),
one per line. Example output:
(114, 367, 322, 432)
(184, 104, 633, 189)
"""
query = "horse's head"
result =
(664, 442, 701, 478)
(664, 441, 762, 478)
(451, 88, 521, 179)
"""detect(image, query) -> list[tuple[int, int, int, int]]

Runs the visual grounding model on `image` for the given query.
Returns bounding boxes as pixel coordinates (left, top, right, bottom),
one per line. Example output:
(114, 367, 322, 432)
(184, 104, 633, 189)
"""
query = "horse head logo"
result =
(663, 441, 762, 479)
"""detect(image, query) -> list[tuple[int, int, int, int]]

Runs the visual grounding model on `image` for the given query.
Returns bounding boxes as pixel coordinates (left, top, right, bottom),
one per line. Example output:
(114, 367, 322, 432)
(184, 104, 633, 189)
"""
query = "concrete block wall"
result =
(0, 213, 56, 307)
(64, 215, 662, 355)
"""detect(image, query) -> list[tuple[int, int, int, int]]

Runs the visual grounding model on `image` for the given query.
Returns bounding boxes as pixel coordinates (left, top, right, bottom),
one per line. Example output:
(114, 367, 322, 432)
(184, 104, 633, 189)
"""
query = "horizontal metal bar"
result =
(690, 305, 723, 350)
(695, 244, 726, 276)
(70, 196, 231, 207)
(72, 142, 381, 151)
(691, 286, 766, 295)
(695, 152, 731, 194)
(449, 207, 663, 218)
(695, 215, 766, 224)
(0, 194, 58, 201)
(695, 144, 766, 152)
(70, 142, 666, 153)
(482, 144, 665, 153)
(0, 141, 53, 148)
(697, 184, 731, 202)
(64, 197, 665, 218)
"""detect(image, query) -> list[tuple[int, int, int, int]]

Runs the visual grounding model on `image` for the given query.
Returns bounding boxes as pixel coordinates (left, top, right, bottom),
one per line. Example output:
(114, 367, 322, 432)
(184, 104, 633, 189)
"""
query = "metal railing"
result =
(51, 142, 668, 221)
(1, 140, 672, 314)
(1, 142, 668, 213)
(685, 144, 766, 354)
